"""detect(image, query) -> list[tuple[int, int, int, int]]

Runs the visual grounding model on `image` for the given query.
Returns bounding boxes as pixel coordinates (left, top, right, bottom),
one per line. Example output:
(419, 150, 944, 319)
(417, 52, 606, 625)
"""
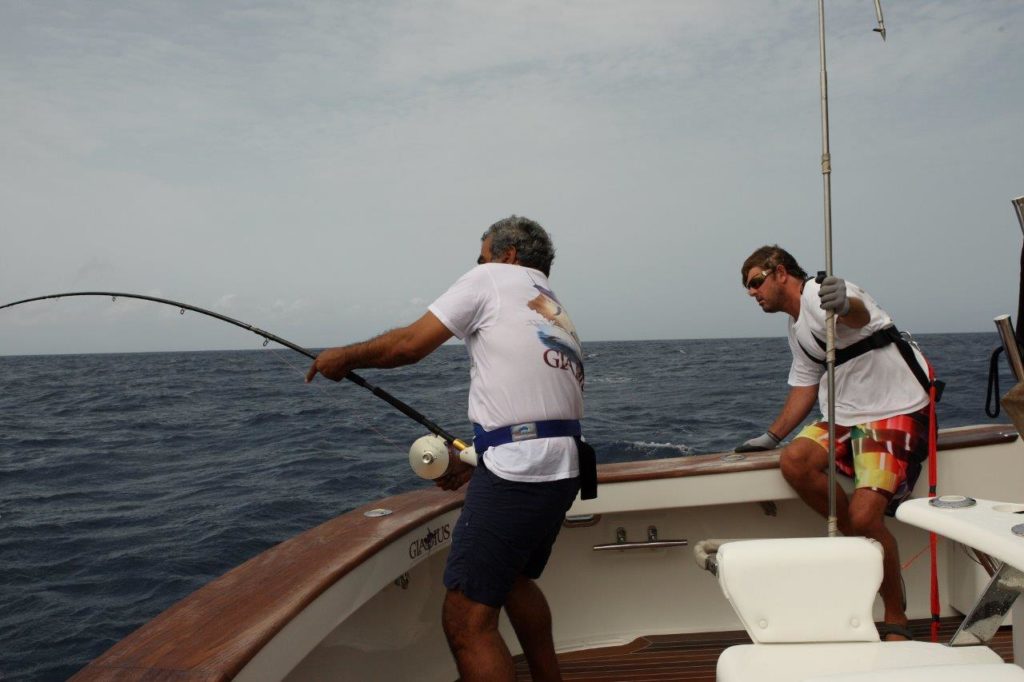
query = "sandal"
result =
(877, 622, 914, 641)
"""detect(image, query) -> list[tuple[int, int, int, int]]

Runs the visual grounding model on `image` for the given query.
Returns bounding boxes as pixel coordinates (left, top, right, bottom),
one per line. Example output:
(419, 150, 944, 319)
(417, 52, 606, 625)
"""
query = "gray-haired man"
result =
(308, 216, 593, 681)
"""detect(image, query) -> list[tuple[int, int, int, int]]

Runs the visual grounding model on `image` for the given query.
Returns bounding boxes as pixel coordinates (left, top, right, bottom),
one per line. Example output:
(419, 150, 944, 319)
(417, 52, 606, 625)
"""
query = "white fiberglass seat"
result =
(714, 535, 1014, 682)
(802, 663, 1024, 681)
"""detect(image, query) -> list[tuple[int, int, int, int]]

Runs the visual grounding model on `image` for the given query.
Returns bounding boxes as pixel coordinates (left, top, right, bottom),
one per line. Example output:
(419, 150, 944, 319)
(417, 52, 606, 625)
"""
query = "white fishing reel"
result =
(408, 434, 478, 480)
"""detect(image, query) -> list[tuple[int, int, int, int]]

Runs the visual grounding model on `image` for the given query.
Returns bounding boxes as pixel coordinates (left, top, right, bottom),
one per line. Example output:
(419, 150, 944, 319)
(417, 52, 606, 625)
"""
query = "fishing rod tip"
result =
(873, 27, 887, 41)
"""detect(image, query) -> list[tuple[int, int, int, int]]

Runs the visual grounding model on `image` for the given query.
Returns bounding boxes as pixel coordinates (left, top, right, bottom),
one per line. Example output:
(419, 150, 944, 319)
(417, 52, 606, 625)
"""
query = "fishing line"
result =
(0, 291, 467, 450)
(900, 542, 929, 570)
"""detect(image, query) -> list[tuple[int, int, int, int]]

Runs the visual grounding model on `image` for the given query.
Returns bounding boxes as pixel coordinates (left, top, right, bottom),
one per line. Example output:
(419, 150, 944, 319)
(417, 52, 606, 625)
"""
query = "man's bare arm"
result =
(838, 297, 870, 329)
(768, 384, 820, 439)
(305, 311, 454, 382)
(735, 384, 819, 452)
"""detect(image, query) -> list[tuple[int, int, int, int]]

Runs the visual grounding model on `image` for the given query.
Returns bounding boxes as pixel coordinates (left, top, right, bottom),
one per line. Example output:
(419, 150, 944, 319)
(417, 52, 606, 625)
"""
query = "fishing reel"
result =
(408, 435, 478, 480)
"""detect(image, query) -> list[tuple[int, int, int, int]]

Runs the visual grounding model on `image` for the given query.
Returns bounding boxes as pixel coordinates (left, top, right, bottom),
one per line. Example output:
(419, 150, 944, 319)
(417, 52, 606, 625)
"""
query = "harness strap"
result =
(890, 331, 944, 402)
(472, 419, 597, 500)
(799, 325, 943, 401)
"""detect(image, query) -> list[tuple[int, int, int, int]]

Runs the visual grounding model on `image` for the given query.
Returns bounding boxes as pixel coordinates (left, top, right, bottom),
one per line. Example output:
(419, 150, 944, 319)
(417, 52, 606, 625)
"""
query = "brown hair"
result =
(740, 245, 808, 285)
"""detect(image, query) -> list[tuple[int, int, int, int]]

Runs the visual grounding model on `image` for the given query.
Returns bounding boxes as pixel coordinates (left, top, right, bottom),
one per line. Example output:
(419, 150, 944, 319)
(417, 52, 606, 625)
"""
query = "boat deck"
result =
(514, 618, 1014, 681)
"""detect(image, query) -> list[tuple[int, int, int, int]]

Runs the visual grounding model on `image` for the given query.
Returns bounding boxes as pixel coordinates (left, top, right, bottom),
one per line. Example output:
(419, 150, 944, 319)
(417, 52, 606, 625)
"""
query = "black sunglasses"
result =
(745, 268, 775, 291)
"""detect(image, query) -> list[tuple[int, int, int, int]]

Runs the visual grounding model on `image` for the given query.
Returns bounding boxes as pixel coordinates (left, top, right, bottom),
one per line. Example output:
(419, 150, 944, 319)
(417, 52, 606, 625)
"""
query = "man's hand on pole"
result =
(306, 347, 353, 382)
(818, 276, 850, 316)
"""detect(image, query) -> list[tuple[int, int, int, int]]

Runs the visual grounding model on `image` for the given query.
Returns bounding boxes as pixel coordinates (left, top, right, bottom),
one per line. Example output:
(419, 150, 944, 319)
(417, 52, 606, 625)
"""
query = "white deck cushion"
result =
(717, 642, 1006, 682)
(717, 537, 883, 644)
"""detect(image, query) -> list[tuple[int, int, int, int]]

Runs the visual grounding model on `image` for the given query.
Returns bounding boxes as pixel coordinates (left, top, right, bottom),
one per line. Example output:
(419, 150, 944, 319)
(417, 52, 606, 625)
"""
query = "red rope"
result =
(927, 362, 940, 643)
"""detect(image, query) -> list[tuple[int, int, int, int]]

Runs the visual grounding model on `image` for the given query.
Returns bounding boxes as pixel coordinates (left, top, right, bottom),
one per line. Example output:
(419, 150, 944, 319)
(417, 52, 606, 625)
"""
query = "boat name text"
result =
(410, 523, 452, 559)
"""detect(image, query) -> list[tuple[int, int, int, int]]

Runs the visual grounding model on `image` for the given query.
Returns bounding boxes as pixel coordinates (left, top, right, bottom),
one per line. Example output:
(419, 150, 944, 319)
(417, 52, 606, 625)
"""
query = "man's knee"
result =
(847, 508, 876, 536)
(779, 440, 824, 483)
(442, 589, 499, 649)
(847, 492, 889, 536)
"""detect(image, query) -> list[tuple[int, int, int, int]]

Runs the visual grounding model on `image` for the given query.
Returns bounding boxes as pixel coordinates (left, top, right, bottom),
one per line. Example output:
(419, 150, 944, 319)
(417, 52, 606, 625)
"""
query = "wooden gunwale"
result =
(71, 424, 1019, 680)
(71, 488, 467, 681)
(597, 422, 1018, 483)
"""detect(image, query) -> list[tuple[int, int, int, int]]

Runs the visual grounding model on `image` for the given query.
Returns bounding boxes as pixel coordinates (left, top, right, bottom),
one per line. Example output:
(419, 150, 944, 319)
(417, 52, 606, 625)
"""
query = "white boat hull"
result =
(71, 424, 1023, 681)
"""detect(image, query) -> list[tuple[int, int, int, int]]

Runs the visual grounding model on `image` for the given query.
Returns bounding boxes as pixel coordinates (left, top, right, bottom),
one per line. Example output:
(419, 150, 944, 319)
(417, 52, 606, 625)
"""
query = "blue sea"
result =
(0, 333, 1015, 680)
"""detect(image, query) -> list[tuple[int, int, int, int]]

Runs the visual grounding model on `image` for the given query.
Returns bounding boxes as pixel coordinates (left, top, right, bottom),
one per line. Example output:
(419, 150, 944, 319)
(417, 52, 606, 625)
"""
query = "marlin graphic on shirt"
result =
(527, 280, 584, 382)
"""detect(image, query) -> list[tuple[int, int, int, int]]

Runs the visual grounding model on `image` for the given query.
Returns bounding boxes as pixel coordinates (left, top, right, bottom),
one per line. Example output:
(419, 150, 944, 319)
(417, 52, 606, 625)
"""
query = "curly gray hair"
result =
(482, 215, 556, 276)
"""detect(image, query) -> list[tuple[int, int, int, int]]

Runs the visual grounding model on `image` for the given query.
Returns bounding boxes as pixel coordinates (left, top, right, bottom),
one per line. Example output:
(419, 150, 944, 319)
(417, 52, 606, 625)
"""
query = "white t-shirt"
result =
(429, 263, 584, 482)
(788, 279, 929, 426)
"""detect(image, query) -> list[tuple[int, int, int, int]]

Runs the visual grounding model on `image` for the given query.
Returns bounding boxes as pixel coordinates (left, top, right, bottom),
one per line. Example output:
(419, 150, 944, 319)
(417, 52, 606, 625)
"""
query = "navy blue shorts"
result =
(443, 458, 581, 608)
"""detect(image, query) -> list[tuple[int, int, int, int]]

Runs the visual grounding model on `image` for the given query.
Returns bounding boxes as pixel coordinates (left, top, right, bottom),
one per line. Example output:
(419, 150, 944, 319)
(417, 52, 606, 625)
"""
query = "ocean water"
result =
(0, 333, 1014, 680)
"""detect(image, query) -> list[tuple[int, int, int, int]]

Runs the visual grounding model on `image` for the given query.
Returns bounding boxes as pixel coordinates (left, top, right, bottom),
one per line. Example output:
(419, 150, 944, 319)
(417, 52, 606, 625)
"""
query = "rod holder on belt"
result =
(995, 315, 1024, 383)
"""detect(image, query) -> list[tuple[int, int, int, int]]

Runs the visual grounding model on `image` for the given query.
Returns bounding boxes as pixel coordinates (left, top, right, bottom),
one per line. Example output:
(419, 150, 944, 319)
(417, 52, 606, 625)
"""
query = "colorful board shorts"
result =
(795, 408, 929, 515)
(443, 457, 581, 608)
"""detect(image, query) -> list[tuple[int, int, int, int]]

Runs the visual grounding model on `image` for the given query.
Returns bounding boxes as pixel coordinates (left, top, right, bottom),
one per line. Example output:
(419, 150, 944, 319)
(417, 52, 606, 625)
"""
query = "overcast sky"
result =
(1, 1, 1021, 355)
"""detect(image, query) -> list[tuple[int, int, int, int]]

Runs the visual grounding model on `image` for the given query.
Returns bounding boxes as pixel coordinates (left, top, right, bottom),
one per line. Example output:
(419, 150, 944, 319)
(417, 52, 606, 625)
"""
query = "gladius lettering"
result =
(542, 349, 584, 385)
(408, 523, 452, 559)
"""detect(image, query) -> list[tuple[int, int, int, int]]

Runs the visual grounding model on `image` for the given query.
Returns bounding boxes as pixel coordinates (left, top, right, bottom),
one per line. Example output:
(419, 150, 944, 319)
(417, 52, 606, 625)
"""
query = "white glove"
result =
(818, 276, 850, 316)
(735, 431, 781, 452)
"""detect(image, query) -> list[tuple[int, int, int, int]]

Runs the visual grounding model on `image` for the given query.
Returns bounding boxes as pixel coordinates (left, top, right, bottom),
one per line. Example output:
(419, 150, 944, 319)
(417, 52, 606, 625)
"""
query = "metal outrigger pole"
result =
(873, 0, 887, 41)
(818, 0, 887, 537)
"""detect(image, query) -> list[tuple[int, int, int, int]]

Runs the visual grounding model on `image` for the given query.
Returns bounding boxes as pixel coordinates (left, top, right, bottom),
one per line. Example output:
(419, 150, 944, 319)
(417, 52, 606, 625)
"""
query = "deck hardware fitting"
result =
(760, 501, 778, 517)
(394, 573, 410, 590)
(563, 514, 599, 528)
(363, 508, 393, 517)
(930, 496, 977, 509)
(721, 453, 746, 463)
(592, 526, 688, 552)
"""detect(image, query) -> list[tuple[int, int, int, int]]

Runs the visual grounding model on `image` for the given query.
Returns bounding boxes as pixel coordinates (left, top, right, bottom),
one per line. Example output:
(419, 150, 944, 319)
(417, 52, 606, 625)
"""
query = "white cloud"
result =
(1, 1, 1021, 354)
(213, 294, 237, 310)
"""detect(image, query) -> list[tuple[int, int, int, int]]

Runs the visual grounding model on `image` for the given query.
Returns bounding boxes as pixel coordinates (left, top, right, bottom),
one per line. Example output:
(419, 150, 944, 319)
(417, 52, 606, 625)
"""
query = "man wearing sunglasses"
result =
(307, 215, 593, 682)
(736, 244, 934, 643)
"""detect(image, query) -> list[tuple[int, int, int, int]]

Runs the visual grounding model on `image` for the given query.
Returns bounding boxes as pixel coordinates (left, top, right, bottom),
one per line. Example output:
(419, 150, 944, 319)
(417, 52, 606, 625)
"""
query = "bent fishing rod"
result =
(0, 291, 469, 450)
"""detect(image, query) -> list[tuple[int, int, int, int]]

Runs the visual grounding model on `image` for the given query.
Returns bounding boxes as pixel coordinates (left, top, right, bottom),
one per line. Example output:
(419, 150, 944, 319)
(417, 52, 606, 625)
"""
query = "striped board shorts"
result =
(795, 408, 929, 515)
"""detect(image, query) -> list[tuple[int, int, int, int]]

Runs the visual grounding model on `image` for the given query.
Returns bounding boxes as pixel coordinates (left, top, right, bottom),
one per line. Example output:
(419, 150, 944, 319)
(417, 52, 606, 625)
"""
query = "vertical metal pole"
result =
(873, 0, 887, 40)
(1011, 197, 1024, 345)
(996, 315, 1024, 382)
(818, 0, 839, 538)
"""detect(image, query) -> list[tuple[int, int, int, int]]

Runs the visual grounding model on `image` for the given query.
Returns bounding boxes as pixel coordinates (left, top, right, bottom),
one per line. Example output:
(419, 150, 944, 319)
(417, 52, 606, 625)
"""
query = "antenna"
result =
(873, 0, 887, 41)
